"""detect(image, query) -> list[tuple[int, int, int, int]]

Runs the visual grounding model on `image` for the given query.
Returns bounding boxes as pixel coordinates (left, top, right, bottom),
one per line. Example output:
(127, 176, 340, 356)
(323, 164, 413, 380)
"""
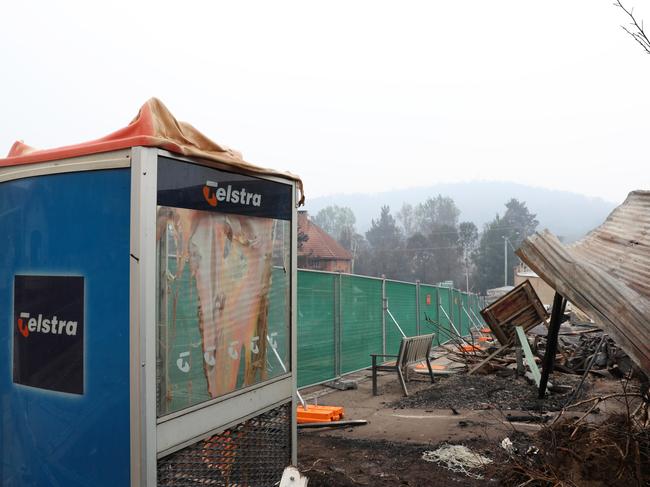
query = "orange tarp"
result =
(1, 98, 304, 205)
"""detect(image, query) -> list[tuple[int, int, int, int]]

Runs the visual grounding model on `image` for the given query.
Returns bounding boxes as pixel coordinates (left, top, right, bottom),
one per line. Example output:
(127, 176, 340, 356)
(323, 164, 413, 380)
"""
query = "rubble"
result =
(392, 373, 586, 412)
(492, 408, 650, 486)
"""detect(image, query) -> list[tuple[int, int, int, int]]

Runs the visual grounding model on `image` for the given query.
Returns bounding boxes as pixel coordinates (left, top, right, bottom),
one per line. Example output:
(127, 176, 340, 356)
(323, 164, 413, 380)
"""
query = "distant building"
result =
(485, 285, 515, 305)
(514, 263, 555, 307)
(297, 211, 353, 273)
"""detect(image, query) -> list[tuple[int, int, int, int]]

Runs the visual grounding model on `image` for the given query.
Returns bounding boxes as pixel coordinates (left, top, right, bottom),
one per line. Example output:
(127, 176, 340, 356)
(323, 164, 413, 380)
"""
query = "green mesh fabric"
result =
(295, 271, 482, 387)
(461, 292, 471, 334)
(296, 271, 336, 387)
(340, 275, 383, 374)
(267, 267, 290, 378)
(437, 287, 453, 342)
(417, 285, 438, 342)
(385, 281, 418, 353)
(450, 289, 462, 336)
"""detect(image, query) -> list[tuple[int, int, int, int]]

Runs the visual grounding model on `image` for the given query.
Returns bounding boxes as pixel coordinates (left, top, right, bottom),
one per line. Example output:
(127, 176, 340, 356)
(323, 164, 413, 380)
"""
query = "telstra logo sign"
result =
(202, 180, 262, 208)
(17, 312, 79, 338)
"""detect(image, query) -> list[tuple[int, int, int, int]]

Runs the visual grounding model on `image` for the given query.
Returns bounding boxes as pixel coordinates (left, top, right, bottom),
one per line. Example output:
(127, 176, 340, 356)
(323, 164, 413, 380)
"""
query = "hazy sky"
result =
(1, 1, 648, 204)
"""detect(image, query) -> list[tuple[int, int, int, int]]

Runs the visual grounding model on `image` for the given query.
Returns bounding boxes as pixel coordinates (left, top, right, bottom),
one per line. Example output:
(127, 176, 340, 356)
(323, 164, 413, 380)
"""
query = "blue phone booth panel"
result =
(0, 169, 131, 486)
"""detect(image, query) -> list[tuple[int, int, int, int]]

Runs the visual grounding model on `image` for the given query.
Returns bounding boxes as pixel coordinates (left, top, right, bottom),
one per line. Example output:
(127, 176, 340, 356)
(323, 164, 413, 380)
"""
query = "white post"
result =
(503, 236, 508, 287)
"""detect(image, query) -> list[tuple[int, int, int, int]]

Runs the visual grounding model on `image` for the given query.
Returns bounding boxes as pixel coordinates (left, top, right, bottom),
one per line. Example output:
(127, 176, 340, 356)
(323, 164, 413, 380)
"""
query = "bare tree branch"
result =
(615, 0, 650, 54)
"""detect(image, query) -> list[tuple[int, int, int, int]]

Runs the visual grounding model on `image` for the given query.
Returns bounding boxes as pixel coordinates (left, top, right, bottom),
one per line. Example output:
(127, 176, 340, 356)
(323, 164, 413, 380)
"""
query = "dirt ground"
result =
(297, 365, 631, 486)
(298, 434, 491, 486)
(393, 371, 588, 412)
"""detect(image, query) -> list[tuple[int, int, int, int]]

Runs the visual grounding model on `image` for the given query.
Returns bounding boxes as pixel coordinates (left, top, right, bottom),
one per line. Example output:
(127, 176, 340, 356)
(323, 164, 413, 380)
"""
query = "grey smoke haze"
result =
(305, 182, 618, 242)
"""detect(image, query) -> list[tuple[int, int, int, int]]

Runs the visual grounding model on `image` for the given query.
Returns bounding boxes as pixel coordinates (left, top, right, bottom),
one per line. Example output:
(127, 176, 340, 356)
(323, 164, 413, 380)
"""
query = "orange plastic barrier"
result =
(296, 405, 344, 424)
(414, 362, 447, 371)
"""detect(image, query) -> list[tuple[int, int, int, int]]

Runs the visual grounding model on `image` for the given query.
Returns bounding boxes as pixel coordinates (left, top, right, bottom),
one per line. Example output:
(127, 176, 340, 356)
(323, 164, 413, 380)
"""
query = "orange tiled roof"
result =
(298, 213, 353, 261)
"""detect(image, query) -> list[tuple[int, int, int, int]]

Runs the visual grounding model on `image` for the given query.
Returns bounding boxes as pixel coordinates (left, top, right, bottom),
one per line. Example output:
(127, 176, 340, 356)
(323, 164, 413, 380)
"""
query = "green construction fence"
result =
(296, 270, 486, 388)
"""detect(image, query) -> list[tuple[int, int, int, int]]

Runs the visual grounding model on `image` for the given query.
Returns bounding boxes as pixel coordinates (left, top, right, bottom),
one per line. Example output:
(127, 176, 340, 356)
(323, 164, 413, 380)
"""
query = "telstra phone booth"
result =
(0, 99, 300, 486)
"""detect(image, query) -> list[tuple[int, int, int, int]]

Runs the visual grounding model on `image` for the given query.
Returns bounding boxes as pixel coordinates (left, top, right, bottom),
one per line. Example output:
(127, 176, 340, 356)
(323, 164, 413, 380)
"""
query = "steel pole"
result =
(504, 237, 508, 287)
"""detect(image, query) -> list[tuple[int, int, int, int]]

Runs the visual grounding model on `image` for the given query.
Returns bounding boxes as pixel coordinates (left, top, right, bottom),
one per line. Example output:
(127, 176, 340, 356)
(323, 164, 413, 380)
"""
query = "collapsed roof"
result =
(516, 190, 650, 373)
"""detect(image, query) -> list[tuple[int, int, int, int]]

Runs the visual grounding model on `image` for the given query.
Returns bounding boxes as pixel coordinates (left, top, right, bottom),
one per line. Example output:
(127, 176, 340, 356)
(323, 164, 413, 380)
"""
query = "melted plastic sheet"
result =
(156, 158, 291, 416)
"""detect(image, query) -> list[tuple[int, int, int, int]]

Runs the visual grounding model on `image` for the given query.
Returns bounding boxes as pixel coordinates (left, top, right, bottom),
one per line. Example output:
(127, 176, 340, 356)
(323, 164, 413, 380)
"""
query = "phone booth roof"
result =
(0, 98, 304, 204)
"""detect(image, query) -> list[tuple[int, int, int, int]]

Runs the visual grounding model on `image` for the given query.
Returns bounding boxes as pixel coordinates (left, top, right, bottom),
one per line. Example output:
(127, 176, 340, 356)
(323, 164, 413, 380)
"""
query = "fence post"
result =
(334, 272, 342, 378)
(381, 274, 386, 355)
(415, 280, 421, 335)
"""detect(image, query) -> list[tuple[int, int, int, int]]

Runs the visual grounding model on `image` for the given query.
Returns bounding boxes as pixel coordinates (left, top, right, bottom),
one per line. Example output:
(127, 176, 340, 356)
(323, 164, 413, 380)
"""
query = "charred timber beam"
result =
(538, 292, 567, 398)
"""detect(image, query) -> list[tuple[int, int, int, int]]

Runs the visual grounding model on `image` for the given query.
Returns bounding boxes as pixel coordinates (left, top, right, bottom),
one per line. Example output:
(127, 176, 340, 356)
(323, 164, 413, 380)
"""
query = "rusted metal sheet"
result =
(516, 190, 650, 374)
(480, 280, 548, 345)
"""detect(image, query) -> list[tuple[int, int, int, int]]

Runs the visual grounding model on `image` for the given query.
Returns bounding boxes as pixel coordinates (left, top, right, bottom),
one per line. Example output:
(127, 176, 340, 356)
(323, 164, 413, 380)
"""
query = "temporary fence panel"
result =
(437, 286, 454, 344)
(385, 280, 418, 353)
(419, 284, 438, 324)
(468, 294, 479, 326)
(438, 287, 451, 327)
(296, 271, 336, 387)
(474, 294, 486, 325)
(459, 292, 469, 334)
(268, 267, 290, 378)
(449, 289, 461, 337)
(295, 270, 485, 387)
(419, 284, 441, 343)
(340, 275, 383, 374)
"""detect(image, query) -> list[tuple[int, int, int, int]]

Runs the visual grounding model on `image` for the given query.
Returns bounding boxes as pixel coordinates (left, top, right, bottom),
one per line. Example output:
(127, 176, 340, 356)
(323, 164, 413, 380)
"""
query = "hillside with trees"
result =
(309, 195, 542, 294)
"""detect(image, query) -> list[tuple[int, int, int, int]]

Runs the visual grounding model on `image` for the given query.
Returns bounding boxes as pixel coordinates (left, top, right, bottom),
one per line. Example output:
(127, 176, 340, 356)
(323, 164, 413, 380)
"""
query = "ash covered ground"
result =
(392, 372, 587, 412)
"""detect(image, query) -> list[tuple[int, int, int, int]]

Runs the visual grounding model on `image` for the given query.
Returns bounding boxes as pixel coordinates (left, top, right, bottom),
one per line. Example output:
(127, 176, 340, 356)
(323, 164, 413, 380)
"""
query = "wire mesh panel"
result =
(340, 275, 382, 373)
(297, 271, 336, 387)
(157, 403, 292, 487)
(385, 280, 417, 353)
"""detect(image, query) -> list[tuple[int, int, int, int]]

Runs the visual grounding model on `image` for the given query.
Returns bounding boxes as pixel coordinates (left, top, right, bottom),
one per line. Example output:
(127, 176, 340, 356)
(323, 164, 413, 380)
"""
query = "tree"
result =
(396, 203, 416, 238)
(427, 223, 462, 285)
(365, 206, 406, 279)
(458, 221, 479, 291)
(615, 0, 650, 55)
(414, 195, 460, 235)
(313, 205, 357, 249)
(405, 232, 431, 282)
(473, 199, 538, 293)
(297, 228, 309, 250)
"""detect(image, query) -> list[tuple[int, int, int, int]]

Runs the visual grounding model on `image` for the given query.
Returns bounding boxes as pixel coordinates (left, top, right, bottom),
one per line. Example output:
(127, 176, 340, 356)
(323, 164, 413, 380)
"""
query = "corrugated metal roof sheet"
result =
(516, 190, 650, 373)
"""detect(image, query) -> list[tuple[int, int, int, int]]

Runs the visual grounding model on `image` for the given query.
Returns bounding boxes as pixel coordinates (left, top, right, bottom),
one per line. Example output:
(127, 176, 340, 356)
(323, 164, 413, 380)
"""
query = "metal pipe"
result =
(439, 305, 461, 337)
(462, 304, 481, 331)
(298, 419, 368, 429)
(470, 308, 484, 328)
(267, 334, 306, 410)
(386, 308, 407, 338)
